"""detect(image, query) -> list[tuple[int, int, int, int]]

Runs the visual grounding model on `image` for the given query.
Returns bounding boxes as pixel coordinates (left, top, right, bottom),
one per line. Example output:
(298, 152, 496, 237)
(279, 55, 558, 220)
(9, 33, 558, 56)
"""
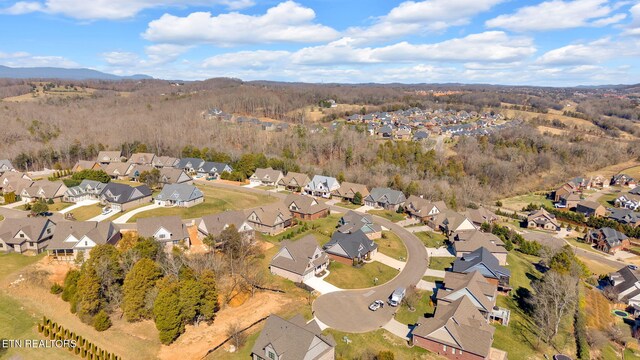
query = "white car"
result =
(101, 207, 113, 215)
(368, 300, 384, 311)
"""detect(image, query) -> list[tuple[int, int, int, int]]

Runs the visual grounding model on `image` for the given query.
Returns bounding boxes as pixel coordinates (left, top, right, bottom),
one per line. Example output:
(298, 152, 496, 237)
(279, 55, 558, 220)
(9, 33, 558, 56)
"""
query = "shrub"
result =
(50, 283, 63, 294)
(93, 310, 112, 332)
(377, 351, 395, 360)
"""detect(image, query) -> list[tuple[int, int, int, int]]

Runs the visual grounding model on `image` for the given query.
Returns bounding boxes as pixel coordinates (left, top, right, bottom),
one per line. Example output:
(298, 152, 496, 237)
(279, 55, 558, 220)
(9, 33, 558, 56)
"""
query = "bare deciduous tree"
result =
(532, 271, 579, 343)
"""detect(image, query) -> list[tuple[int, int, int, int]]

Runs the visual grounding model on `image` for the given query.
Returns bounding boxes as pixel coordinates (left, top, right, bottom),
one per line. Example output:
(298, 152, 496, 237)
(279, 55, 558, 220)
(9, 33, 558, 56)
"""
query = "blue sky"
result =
(1, 0, 639, 85)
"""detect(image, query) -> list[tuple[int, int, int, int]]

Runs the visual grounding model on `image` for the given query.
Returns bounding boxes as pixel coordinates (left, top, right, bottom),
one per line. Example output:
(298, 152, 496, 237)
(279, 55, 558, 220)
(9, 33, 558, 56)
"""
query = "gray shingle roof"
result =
(137, 216, 188, 243)
(364, 187, 406, 206)
(100, 183, 151, 204)
(323, 230, 378, 259)
(155, 183, 203, 202)
(452, 247, 510, 278)
(270, 235, 328, 276)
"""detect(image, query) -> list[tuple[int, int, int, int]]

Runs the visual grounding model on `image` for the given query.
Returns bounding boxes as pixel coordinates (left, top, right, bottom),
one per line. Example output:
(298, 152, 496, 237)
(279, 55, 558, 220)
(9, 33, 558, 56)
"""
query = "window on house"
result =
(268, 351, 275, 360)
(19, 233, 24, 238)
(443, 345, 447, 352)
(158, 234, 166, 239)
(47, 228, 52, 234)
(85, 241, 88, 246)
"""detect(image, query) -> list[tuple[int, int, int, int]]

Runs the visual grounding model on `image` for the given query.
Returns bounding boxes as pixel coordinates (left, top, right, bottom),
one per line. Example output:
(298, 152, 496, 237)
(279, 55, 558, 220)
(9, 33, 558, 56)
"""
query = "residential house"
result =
(96, 151, 122, 165)
(559, 192, 581, 209)
(63, 180, 107, 203)
(72, 160, 101, 172)
(526, 209, 560, 231)
(405, 195, 447, 222)
(437, 271, 497, 318)
(196, 162, 232, 179)
(247, 204, 293, 235)
(364, 187, 406, 211)
(464, 207, 499, 227)
(450, 230, 507, 265)
(284, 194, 329, 220)
(576, 200, 607, 217)
(0, 218, 56, 254)
(250, 168, 284, 186)
(553, 182, 576, 202)
(0, 172, 33, 197)
(250, 314, 336, 360)
(337, 211, 382, 239)
(21, 180, 68, 203)
(176, 158, 205, 173)
(592, 175, 610, 188)
(152, 156, 179, 168)
(570, 176, 592, 190)
(631, 187, 640, 196)
(159, 168, 192, 185)
(395, 128, 412, 140)
(197, 211, 255, 245)
(269, 235, 330, 282)
(304, 175, 340, 198)
(615, 193, 640, 211)
(612, 174, 637, 188)
(103, 162, 134, 180)
(47, 221, 121, 261)
(412, 296, 495, 360)
(277, 172, 310, 192)
(522, 232, 565, 251)
(99, 182, 152, 212)
(609, 209, 640, 228)
(137, 216, 190, 249)
(0, 159, 15, 173)
(331, 182, 369, 204)
(430, 210, 477, 235)
(129, 153, 156, 165)
(155, 184, 204, 208)
(323, 230, 378, 265)
(609, 266, 640, 307)
(587, 227, 629, 254)
(128, 164, 154, 181)
(452, 247, 511, 288)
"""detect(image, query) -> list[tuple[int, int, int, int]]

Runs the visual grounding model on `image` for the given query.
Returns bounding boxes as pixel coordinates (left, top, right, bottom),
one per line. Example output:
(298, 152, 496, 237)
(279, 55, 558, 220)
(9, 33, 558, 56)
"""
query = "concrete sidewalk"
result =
(371, 252, 406, 271)
(59, 199, 99, 214)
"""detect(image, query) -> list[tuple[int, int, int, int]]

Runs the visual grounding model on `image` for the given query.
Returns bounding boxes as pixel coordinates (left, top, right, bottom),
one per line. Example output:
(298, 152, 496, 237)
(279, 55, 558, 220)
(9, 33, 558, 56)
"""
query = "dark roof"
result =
(251, 315, 335, 359)
(100, 183, 151, 204)
(270, 235, 328, 276)
(323, 230, 378, 259)
(175, 158, 205, 169)
(452, 247, 510, 278)
(589, 227, 628, 248)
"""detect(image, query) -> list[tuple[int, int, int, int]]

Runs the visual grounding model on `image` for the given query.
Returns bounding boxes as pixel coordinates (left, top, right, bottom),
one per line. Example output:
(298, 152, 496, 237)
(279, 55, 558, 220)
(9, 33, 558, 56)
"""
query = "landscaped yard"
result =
(128, 185, 278, 222)
(500, 193, 554, 212)
(428, 256, 455, 271)
(598, 192, 621, 207)
(324, 329, 431, 359)
(260, 214, 341, 245)
(19, 202, 71, 212)
(377, 231, 407, 260)
(566, 237, 599, 254)
(415, 231, 447, 248)
(334, 201, 361, 210)
(505, 252, 541, 290)
(394, 290, 434, 325)
(324, 261, 399, 289)
(422, 275, 443, 283)
(69, 203, 104, 220)
(367, 209, 406, 223)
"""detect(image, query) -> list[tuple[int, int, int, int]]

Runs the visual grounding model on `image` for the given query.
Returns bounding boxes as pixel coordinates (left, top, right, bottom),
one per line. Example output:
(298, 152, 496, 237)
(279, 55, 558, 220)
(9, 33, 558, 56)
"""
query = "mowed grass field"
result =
(325, 261, 399, 289)
(128, 185, 278, 222)
(377, 231, 407, 260)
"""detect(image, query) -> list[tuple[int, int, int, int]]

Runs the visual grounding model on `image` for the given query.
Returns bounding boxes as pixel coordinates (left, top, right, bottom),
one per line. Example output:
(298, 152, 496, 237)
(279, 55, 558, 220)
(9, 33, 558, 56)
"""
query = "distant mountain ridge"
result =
(0, 65, 152, 80)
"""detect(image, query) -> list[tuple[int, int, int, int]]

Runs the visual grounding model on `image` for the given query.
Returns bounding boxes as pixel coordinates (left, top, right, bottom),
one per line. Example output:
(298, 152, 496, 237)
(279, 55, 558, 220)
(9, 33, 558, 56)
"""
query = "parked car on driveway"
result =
(368, 300, 384, 311)
(388, 287, 406, 307)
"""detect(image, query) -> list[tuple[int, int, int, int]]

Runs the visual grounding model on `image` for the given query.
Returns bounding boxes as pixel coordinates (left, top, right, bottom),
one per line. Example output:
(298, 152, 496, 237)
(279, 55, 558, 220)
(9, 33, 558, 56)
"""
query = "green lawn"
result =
(566, 237, 599, 254)
(0, 253, 45, 281)
(325, 261, 399, 289)
(367, 209, 406, 223)
(325, 329, 431, 359)
(394, 290, 434, 325)
(415, 231, 447, 248)
(491, 296, 542, 360)
(422, 276, 444, 283)
(128, 185, 277, 222)
(598, 192, 620, 207)
(69, 203, 104, 221)
(20, 202, 71, 212)
(260, 214, 341, 245)
(428, 256, 455, 271)
(505, 252, 541, 290)
(377, 231, 407, 260)
(334, 201, 361, 210)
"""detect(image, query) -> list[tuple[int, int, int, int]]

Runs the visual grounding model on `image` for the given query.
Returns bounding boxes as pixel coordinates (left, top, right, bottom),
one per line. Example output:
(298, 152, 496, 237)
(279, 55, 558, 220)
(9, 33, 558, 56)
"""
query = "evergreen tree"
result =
(352, 192, 363, 205)
(123, 258, 162, 322)
(179, 279, 204, 324)
(153, 278, 184, 345)
(61, 269, 81, 302)
(132, 237, 162, 260)
(75, 265, 102, 322)
(199, 270, 218, 322)
(93, 310, 112, 331)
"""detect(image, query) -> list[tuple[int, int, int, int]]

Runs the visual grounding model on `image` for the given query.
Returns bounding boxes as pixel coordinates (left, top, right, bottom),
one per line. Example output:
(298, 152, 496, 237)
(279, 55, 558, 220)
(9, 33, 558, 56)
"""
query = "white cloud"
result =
(0, 51, 79, 67)
(202, 50, 290, 69)
(537, 37, 640, 65)
(346, 0, 505, 43)
(624, 3, 640, 36)
(486, 0, 625, 31)
(291, 32, 536, 65)
(0, 0, 255, 20)
(143, 1, 339, 46)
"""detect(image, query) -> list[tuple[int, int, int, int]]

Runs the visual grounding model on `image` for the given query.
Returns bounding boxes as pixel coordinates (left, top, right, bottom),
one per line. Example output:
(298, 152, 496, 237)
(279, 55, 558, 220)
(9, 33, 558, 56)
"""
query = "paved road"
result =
(202, 180, 430, 332)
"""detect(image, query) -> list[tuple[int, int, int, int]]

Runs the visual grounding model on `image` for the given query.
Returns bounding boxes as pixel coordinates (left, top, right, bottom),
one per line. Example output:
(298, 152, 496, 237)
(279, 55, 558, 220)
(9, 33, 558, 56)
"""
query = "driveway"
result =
(59, 200, 99, 214)
(416, 279, 437, 291)
(406, 225, 433, 233)
(382, 319, 411, 340)
(424, 269, 446, 278)
(303, 272, 341, 295)
(112, 203, 162, 224)
(371, 252, 406, 271)
(426, 246, 454, 257)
